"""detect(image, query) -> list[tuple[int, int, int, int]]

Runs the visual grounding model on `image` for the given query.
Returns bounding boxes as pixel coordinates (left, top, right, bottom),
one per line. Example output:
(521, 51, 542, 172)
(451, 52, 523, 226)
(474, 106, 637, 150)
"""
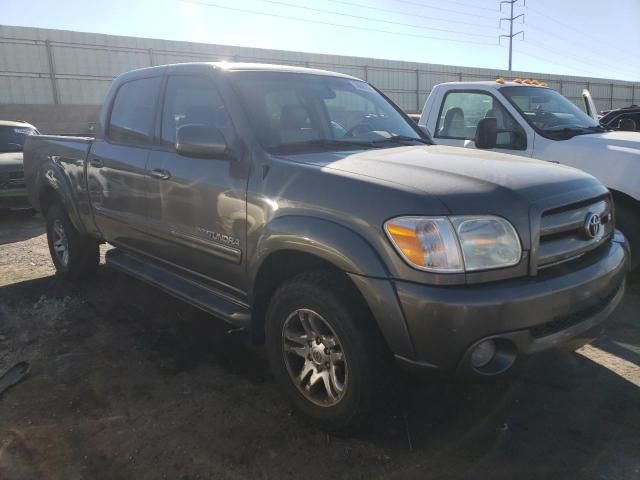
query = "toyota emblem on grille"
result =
(584, 212, 601, 239)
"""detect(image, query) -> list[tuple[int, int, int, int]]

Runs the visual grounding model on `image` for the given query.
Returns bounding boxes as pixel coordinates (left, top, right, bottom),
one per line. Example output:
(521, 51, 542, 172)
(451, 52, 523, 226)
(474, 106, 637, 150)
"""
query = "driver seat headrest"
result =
(280, 104, 311, 130)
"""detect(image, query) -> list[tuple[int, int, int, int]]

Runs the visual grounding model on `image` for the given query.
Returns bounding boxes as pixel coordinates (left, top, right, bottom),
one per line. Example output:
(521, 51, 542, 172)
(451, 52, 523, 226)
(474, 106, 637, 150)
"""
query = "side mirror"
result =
(617, 118, 637, 131)
(475, 117, 498, 149)
(176, 124, 229, 158)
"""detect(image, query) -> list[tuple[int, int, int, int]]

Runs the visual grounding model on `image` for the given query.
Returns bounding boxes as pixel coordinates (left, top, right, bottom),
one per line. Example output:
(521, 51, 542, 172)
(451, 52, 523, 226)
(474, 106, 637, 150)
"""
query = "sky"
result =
(2, 0, 639, 81)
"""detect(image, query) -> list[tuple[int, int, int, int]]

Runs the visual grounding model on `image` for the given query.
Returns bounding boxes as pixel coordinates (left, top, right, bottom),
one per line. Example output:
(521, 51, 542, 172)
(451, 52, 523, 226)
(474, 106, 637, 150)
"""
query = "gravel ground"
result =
(0, 210, 639, 480)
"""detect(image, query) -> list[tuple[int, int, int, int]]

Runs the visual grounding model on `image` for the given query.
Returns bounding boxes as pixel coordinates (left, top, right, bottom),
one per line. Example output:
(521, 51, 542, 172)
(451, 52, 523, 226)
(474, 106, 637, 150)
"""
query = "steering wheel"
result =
(534, 110, 559, 129)
(345, 122, 375, 137)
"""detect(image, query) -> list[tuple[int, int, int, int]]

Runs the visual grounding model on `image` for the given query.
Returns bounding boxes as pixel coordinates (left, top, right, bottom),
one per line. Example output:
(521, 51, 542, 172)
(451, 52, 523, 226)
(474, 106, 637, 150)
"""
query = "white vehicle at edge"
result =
(418, 80, 640, 270)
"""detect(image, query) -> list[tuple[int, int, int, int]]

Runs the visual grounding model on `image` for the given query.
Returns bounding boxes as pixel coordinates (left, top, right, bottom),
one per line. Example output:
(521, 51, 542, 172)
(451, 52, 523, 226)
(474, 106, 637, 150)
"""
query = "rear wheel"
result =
(46, 203, 99, 280)
(615, 202, 640, 271)
(265, 271, 389, 434)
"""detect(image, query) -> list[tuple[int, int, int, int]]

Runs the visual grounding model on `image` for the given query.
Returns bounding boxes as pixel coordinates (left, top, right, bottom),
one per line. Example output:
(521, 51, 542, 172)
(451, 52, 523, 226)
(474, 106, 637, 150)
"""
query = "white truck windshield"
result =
(500, 86, 602, 137)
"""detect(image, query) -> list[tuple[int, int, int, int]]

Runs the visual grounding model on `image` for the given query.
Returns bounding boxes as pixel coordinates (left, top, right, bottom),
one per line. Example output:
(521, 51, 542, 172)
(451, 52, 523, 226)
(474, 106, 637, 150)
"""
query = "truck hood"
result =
(278, 145, 608, 246)
(0, 152, 24, 173)
(566, 130, 640, 151)
(282, 144, 605, 215)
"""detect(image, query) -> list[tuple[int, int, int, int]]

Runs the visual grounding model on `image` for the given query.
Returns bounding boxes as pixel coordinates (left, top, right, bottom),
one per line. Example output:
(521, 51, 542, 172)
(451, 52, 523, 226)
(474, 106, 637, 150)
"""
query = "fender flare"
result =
(249, 215, 417, 359)
(37, 161, 87, 235)
(249, 215, 389, 282)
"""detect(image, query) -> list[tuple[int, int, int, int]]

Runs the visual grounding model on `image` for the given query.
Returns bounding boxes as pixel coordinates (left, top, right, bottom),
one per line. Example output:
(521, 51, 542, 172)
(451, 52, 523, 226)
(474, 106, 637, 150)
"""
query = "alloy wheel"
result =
(282, 308, 348, 407)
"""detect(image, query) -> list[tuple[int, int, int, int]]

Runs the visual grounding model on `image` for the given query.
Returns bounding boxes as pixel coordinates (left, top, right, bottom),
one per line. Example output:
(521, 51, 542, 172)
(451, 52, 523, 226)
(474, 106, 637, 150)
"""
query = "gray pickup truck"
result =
(24, 63, 628, 433)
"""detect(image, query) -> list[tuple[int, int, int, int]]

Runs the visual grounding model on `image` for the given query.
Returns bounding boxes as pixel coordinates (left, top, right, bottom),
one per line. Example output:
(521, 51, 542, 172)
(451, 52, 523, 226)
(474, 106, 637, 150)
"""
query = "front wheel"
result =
(265, 271, 389, 434)
(46, 203, 99, 280)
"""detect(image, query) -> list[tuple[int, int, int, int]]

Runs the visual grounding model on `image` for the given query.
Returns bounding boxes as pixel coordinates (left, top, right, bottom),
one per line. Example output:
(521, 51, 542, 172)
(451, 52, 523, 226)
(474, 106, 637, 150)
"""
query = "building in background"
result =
(1, 25, 638, 134)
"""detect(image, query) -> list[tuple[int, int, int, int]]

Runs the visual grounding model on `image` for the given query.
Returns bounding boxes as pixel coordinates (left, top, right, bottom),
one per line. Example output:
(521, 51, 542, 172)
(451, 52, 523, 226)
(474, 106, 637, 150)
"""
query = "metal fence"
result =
(1, 25, 638, 127)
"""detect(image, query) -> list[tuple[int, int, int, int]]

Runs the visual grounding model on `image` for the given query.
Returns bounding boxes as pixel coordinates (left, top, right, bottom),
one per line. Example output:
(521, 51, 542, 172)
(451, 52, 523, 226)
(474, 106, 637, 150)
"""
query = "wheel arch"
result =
(36, 166, 86, 235)
(610, 188, 640, 213)
(248, 216, 416, 359)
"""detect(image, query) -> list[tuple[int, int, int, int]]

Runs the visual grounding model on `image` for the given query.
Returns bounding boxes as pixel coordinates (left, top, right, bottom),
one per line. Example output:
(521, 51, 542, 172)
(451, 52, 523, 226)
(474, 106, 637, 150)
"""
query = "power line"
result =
(250, 0, 497, 39)
(326, 0, 498, 30)
(516, 48, 605, 78)
(522, 37, 640, 79)
(390, 0, 498, 20)
(524, 22, 640, 77)
(525, 3, 638, 60)
(182, 0, 502, 47)
(431, 0, 499, 11)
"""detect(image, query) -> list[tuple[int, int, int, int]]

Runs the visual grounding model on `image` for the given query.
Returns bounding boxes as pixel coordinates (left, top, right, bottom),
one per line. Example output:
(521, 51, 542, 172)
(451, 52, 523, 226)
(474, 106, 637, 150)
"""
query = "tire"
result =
(615, 202, 640, 271)
(46, 203, 99, 280)
(265, 270, 390, 434)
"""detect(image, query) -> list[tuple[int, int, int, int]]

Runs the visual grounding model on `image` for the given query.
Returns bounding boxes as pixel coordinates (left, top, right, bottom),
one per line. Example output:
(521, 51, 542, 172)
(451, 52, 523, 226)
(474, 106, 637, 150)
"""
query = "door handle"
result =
(90, 158, 104, 168)
(150, 168, 171, 180)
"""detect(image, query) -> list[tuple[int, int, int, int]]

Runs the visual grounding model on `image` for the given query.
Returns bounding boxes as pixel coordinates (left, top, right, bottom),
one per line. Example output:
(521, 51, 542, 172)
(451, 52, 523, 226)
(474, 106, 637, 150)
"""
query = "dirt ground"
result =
(0, 210, 638, 480)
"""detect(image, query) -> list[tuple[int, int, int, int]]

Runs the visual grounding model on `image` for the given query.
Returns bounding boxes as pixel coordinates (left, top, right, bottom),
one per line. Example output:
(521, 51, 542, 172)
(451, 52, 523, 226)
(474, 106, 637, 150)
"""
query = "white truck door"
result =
(429, 88, 534, 157)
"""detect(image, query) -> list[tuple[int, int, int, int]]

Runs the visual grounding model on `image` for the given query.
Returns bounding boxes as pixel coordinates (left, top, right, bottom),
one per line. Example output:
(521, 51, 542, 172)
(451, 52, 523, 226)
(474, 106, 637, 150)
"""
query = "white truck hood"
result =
(534, 131, 640, 200)
(568, 130, 640, 150)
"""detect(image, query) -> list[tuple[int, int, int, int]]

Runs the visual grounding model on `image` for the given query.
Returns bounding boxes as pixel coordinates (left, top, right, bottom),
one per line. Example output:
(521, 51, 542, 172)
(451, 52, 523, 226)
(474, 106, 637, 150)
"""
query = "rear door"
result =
(145, 73, 247, 293)
(87, 75, 161, 252)
(431, 89, 532, 157)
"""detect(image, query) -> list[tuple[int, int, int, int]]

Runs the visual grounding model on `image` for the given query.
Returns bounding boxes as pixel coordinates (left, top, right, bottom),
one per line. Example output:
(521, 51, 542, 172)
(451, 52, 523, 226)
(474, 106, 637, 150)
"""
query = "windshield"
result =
(500, 86, 601, 138)
(0, 125, 37, 152)
(231, 71, 426, 152)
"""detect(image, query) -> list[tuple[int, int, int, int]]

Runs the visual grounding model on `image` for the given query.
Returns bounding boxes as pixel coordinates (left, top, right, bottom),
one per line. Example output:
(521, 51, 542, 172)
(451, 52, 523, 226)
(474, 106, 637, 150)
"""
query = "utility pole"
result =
(499, 0, 525, 71)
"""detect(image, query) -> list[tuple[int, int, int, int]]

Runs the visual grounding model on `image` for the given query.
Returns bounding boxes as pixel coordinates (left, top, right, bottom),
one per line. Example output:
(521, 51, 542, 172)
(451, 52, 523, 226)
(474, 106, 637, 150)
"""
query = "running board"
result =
(105, 249, 251, 328)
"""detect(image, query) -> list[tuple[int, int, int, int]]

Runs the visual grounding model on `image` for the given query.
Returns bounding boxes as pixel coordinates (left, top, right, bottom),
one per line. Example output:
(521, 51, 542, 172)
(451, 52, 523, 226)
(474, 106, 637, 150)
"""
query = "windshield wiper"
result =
(586, 124, 611, 132)
(370, 135, 430, 146)
(269, 139, 380, 153)
(543, 126, 604, 139)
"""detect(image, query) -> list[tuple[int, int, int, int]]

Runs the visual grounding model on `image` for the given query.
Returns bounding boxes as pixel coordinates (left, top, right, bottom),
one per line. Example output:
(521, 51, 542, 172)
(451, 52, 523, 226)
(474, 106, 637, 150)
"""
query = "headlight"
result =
(384, 216, 521, 273)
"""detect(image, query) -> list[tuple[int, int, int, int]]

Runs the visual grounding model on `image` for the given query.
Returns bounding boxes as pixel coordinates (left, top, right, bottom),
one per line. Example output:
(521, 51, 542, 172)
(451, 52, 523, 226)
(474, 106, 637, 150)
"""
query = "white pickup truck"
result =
(418, 81, 640, 269)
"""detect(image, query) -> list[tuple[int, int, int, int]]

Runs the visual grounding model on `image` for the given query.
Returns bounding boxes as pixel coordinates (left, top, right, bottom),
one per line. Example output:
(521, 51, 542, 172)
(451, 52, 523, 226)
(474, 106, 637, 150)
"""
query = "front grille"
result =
(537, 196, 613, 269)
(0, 171, 24, 188)
(530, 287, 618, 338)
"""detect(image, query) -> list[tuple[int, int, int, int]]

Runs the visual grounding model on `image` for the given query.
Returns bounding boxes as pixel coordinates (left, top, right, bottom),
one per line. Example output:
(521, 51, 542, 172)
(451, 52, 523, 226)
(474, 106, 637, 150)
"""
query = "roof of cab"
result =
(117, 62, 363, 82)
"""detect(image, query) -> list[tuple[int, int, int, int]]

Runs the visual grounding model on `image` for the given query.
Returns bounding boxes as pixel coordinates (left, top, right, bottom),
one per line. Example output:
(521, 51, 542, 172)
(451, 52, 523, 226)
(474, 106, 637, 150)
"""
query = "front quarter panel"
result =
(532, 133, 640, 202)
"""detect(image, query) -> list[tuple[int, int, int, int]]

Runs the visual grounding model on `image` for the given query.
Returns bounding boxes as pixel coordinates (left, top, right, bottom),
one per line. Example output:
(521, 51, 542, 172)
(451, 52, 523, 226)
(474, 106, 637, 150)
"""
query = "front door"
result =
(146, 74, 247, 294)
(87, 75, 162, 252)
(432, 90, 532, 157)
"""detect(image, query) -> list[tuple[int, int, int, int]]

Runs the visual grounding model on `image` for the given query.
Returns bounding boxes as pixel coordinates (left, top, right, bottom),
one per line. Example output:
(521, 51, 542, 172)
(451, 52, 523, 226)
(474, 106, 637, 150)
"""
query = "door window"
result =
(161, 75, 232, 146)
(615, 113, 640, 131)
(436, 91, 526, 149)
(108, 77, 161, 146)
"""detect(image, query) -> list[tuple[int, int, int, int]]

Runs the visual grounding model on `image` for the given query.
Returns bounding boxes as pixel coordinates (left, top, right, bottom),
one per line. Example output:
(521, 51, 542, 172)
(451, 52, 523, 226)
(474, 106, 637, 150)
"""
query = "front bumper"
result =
(392, 240, 627, 376)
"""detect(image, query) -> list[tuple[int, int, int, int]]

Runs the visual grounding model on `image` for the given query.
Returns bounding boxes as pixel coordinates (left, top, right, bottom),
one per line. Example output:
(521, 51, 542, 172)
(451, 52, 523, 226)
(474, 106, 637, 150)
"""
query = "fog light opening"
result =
(471, 339, 496, 368)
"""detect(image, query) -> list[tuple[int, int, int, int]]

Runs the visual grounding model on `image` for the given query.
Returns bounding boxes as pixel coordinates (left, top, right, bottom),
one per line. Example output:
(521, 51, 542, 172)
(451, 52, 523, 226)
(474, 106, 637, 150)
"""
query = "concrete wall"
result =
(0, 104, 100, 134)
(1, 25, 638, 134)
